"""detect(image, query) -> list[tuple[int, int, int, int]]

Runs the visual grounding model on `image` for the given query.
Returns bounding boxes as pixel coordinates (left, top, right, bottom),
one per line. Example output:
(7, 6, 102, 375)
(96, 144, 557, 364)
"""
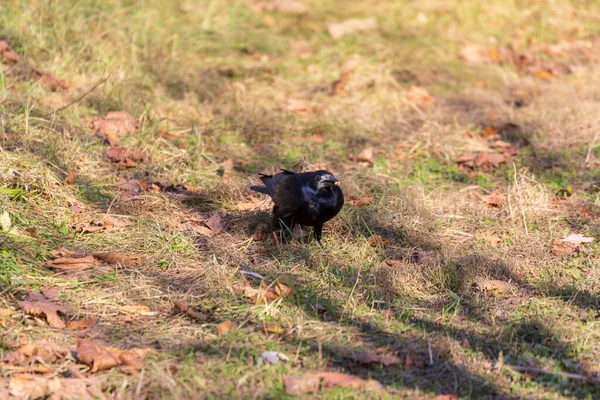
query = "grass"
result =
(2, 0, 600, 398)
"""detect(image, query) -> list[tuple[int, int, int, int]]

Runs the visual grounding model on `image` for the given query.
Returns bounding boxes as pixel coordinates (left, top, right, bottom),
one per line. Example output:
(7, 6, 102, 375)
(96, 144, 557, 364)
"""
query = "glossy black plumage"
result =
(251, 169, 344, 246)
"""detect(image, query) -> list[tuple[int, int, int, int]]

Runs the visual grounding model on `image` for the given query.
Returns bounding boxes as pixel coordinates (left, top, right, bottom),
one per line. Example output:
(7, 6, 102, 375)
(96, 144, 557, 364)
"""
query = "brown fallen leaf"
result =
(474, 279, 516, 296)
(331, 59, 359, 95)
(459, 43, 495, 65)
(0, 40, 21, 63)
(481, 125, 498, 138)
(242, 280, 292, 303)
(105, 146, 148, 168)
(405, 86, 435, 110)
(18, 291, 72, 328)
(327, 17, 378, 39)
(89, 111, 139, 145)
(347, 193, 373, 207)
(284, 372, 383, 395)
(31, 69, 69, 91)
(551, 240, 577, 256)
(173, 301, 212, 321)
(9, 375, 102, 400)
(46, 255, 99, 271)
(204, 210, 226, 235)
(76, 339, 147, 373)
(0, 308, 16, 317)
(92, 251, 140, 265)
(368, 235, 390, 247)
(67, 317, 96, 330)
(354, 147, 375, 164)
(216, 321, 237, 336)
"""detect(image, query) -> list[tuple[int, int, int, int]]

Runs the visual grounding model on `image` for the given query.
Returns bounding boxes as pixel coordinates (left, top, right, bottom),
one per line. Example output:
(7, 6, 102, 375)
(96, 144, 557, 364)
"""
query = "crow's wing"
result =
(251, 169, 297, 199)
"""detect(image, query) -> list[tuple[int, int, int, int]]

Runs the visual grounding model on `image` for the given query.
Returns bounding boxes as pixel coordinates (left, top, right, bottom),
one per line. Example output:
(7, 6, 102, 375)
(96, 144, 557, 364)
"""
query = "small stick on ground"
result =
(47, 75, 111, 116)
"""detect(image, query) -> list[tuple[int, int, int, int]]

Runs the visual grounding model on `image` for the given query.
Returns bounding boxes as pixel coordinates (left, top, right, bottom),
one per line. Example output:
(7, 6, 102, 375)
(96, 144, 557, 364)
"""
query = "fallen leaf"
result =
(31, 69, 69, 91)
(331, 59, 359, 95)
(0, 40, 21, 63)
(173, 301, 212, 321)
(216, 321, 237, 336)
(41, 286, 60, 301)
(405, 86, 435, 110)
(347, 193, 373, 207)
(481, 125, 498, 138)
(76, 339, 147, 373)
(204, 211, 225, 234)
(105, 146, 148, 168)
(368, 235, 390, 247)
(474, 279, 516, 296)
(284, 374, 321, 396)
(89, 111, 139, 145)
(242, 280, 292, 303)
(46, 255, 99, 271)
(18, 291, 72, 328)
(92, 251, 140, 265)
(327, 17, 378, 39)
(552, 240, 576, 256)
(9, 375, 51, 399)
(354, 147, 374, 164)
(222, 159, 234, 179)
(102, 215, 134, 229)
(67, 317, 96, 330)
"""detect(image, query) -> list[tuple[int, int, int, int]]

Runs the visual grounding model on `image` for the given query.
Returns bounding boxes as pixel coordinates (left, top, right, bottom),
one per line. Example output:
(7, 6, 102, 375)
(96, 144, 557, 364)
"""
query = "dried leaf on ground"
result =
(18, 291, 72, 328)
(0, 210, 12, 232)
(347, 193, 373, 207)
(551, 240, 576, 256)
(284, 372, 383, 395)
(41, 286, 60, 301)
(173, 301, 212, 321)
(242, 280, 292, 303)
(481, 125, 498, 138)
(105, 146, 148, 168)
(76, 339, 147, 373)
(473, 190, 505, 208)
(0, 40, 21, 63)
(216, 321, 237, 336)
(405, 86, 435, 110)
(92, 251, 140, 265)
(331, 59, 359, 95)
(368, 235, 390, 247)
(327, 17, 377, 39)
(354, 147, 375, 164)
(31, 69, 69, 91)
(202, 210, 226, 235)
(459, 43, 495, 65)
(67, 317, 96, 330)
(0, 308, 16, 317)
(89, 111, 139, 145)
(46, 255, 99, 271)
(474, 279, 517, 296)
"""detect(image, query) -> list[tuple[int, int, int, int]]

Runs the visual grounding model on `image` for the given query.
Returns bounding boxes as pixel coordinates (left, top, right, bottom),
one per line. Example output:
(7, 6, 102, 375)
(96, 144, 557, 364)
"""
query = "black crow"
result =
(251, 169, 344, 247)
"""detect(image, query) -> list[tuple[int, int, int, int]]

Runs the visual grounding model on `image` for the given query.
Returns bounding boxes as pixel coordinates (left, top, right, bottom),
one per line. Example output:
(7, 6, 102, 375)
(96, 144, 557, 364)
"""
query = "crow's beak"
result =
(334, 181, 340, 186)
(320, 175, 338, 188)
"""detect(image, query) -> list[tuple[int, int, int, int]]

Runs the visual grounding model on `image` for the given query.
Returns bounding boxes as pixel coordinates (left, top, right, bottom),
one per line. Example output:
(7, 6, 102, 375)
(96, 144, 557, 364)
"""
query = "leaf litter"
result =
(18, 291, 72, 329)
(89, 111, 139, 145)
(284, 371, 383, 396)
(551, 233, 594, 256)
(76, 339, 149, 373)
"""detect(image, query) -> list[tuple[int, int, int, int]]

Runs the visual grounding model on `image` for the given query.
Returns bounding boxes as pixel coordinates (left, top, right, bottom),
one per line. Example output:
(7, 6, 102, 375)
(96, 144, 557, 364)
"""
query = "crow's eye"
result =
(315, 175, 321, 181)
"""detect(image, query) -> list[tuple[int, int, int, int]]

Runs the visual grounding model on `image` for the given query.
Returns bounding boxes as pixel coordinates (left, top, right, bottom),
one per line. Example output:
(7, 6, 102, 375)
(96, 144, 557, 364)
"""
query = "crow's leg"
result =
(313, 224, 324, 247)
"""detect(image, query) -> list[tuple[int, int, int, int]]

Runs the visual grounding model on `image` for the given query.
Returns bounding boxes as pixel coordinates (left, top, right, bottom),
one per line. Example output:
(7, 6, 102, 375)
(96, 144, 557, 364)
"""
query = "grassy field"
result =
(2, 0, 600, 398)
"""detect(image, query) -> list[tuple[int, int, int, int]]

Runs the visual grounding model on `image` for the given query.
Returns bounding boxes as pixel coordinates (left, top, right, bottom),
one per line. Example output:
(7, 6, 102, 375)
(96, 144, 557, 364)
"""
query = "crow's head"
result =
(312, 170, 339, 191)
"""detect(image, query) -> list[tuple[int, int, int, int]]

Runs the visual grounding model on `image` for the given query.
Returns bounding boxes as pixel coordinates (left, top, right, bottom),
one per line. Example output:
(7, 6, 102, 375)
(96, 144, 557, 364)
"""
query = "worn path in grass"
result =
(2, 1, 600, 399)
